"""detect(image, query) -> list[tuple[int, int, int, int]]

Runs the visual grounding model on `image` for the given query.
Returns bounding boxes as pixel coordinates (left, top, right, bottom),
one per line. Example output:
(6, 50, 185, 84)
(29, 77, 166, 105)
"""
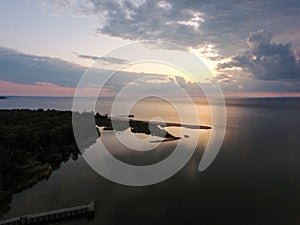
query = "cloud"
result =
(2, 44, 299, 96)
(100, 75, 213, 97)
(217, 30, 300, 80)
(43, 0, 300, 56)
(95, 1, 205, 48)
(0, 74, 194, 97)
(215, 73, 233, 85)
(0, 47, 84, 87)
(0, 47, 165, 90)
(0, 80, 116, 97)
(2, 47, 208, 95)
(0, 80, 76, 96)
(73, 52, 129, 64)
(0, 47, 214, 96)
(99, 56, 129, 65)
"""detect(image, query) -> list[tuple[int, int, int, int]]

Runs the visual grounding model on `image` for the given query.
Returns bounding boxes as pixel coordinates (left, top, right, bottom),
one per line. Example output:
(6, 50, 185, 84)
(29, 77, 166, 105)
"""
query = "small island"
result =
(0, 96, 8, 100)
(95, 113, 211, 142)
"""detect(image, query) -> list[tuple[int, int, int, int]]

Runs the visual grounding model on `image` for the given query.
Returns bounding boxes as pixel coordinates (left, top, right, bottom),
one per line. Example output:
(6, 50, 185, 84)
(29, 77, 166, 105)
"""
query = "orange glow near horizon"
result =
(1, 80, 300, 98)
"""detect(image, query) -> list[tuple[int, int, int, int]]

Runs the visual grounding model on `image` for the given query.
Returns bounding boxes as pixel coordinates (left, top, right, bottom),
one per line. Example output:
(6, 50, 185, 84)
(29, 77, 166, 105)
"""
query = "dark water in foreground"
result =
(1, 97, 300, 225)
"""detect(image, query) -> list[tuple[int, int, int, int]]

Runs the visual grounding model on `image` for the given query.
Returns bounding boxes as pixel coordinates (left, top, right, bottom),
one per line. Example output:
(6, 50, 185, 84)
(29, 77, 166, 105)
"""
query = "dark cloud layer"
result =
(217, 30, 300, 80)
(0, 47, 171, 91)
(0, 47, 137, 88)
(0, 47, 84, 87)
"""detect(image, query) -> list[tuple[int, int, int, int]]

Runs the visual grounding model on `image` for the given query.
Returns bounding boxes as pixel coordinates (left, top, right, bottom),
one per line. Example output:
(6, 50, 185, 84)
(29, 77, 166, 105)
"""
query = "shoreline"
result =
(0, 109, 212, 211)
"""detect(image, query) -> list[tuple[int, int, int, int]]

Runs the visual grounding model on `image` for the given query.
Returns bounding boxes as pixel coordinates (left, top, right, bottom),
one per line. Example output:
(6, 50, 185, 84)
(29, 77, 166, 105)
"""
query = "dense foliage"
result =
(0, 109, 80, 169)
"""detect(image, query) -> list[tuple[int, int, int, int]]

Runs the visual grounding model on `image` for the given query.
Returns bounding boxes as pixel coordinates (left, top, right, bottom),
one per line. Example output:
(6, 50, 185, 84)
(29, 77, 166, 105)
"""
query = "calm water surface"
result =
(1, 97, 300, 225)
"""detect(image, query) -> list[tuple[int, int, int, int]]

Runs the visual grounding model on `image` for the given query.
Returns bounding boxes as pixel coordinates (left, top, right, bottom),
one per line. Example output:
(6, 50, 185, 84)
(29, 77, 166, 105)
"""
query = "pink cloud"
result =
(0, 80, 113, 96)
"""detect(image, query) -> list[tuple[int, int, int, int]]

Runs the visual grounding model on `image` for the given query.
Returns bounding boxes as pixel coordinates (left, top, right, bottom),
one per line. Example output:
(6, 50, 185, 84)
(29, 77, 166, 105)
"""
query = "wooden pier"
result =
(0, 200, 95, 225)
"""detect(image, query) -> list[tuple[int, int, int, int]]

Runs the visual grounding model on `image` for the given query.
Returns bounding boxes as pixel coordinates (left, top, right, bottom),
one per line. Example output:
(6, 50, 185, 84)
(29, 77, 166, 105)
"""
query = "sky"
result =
(0, 0, 300, 97)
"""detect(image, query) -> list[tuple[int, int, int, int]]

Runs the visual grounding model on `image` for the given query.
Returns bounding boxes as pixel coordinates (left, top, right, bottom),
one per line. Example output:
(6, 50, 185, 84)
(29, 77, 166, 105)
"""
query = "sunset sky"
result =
(1, 0, 300, 97)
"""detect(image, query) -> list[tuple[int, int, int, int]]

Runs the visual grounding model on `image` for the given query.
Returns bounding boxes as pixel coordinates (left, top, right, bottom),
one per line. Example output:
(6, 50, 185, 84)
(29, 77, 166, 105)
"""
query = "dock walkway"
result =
(0, 200, 95, 225)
